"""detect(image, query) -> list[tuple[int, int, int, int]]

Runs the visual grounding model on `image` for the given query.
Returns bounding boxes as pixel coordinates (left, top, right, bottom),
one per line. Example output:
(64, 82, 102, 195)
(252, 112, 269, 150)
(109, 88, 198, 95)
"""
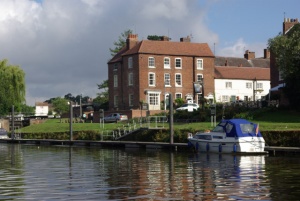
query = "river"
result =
(0, 143, 299, 200)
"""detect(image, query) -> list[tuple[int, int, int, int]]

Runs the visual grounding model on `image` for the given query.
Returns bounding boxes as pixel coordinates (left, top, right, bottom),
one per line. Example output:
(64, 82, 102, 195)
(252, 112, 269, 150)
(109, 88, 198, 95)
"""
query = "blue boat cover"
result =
(218, 119, 262, 138)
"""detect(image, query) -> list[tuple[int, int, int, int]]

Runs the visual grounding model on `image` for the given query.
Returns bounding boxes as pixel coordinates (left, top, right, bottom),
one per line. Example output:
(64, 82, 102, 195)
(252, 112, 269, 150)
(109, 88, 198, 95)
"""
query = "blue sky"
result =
(0, 0, 299, 105)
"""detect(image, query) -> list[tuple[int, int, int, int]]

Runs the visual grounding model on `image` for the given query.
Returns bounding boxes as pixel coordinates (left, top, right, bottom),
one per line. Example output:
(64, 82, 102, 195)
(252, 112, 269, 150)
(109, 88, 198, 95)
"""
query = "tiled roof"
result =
(122, 40, 214, 57)
(215, 56, 270, 68)
(35, 102, 49, 106)
(108, 46, 128, 63)
(215, 66, 270, 80)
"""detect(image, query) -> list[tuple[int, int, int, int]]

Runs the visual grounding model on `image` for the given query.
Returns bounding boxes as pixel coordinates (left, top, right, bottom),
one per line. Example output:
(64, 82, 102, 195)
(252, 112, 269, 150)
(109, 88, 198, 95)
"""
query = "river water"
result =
(0, 143, 299, 200)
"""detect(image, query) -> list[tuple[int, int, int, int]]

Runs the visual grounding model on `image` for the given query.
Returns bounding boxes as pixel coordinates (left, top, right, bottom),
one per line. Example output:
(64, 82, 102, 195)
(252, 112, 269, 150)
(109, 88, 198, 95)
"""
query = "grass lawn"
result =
(19, 109, 300, 133)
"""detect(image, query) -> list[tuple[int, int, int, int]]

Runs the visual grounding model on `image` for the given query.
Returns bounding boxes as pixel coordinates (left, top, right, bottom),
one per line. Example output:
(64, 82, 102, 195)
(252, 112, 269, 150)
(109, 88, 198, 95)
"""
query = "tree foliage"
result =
(45, 93, 90, 105)
(52, 97, 69, 116)
(109, 29, 133, 57)
(147, 35, 171, 41)
(94, 80, 109, 110)
(268, 24, 300, 109)
(0, 59, 26, 115)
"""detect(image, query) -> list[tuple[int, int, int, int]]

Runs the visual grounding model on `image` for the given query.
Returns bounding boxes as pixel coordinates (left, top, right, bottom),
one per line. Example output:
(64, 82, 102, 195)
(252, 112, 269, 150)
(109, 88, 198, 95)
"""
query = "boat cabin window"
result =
(240, 124, 255, 134)
(213, 136, 223, 139)
(195, 134, 212, 140)
(226, 123, 234, 133)
(212, 125, 224, 132)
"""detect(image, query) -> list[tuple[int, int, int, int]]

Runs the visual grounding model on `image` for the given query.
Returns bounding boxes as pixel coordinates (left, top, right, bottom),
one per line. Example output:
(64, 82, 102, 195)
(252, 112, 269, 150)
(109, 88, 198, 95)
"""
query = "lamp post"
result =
(79, 94, 82, 118)
(69, 101, 73, 141)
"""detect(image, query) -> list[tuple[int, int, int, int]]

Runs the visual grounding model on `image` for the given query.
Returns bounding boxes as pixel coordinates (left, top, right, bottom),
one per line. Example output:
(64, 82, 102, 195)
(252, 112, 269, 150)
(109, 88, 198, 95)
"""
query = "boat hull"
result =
(188, 137, 265, 154)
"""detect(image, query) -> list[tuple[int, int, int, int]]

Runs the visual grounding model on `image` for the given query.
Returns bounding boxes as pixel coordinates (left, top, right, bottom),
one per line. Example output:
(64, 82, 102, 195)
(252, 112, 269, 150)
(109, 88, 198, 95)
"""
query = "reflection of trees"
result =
(0, 144, 25, 197)
(265, 156, 300, 200)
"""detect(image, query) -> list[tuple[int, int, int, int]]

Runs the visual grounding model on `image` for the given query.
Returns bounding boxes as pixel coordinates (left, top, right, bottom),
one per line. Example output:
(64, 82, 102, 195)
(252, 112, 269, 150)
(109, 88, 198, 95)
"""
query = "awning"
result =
(270, 83, 285, 92)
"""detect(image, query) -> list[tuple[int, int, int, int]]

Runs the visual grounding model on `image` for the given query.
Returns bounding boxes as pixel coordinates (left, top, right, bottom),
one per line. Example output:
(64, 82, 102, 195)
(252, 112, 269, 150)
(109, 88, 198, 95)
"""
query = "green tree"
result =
(20, 104, 35, 116)
(109, 29, 133, 57)
(52, 97, 69, 117)
(94, 80, 109, 110)
(0, 59, 26, 115)
(268, 24, 300, 109)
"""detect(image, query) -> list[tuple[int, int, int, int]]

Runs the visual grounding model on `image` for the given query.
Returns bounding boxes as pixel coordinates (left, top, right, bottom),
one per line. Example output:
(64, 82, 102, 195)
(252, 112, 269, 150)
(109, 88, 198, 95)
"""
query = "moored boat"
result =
(187, 119, 266, 154)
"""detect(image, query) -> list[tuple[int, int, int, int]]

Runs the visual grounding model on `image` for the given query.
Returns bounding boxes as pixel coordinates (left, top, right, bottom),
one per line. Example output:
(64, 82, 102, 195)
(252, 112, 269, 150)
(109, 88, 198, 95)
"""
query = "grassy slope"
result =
(19, 109, 300, 133)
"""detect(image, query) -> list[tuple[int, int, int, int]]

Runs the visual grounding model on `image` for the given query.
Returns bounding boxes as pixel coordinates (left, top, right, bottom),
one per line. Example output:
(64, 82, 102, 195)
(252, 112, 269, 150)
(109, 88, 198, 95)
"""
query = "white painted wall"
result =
(35, 105, 49, 116)
(215, 79, 270, 103)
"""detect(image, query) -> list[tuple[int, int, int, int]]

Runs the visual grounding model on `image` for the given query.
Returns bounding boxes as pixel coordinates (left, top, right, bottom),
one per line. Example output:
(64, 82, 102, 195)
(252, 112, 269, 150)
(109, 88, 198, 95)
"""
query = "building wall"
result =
(215, 79, 270, 102)
(35, 105, 49, 116)
(109, 53, 215, 111)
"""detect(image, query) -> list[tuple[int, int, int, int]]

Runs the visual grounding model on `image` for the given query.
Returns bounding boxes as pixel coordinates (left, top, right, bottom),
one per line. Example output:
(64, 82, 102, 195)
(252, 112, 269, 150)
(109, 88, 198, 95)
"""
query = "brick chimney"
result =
(180, 36, 191, 42)
(264, 49, 270, 59)
(126, 34, 138, 50)
(283, 18, 299, 34)
(244, 50, 255, 60)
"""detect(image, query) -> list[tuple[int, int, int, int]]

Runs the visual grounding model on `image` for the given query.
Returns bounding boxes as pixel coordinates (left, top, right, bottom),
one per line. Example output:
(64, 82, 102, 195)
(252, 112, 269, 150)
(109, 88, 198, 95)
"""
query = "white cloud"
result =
(217, 38, 266, 58)
(0, 0, 267, 106)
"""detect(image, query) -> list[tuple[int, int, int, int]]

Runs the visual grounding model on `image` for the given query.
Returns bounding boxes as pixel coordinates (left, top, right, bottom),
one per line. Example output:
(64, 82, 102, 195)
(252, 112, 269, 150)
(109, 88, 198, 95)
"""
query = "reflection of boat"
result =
(187, 119, 266, 153)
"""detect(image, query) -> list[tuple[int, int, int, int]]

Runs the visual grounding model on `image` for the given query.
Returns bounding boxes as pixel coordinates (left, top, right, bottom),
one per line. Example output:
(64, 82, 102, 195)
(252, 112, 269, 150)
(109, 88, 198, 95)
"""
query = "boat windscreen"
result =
(212, 125, 225, 132)
(240, 124, 255, 134)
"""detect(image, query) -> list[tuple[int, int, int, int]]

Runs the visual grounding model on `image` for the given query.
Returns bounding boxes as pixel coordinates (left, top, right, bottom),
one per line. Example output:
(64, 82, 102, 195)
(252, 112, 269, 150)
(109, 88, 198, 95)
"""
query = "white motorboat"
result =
(187, 119, 266, 154)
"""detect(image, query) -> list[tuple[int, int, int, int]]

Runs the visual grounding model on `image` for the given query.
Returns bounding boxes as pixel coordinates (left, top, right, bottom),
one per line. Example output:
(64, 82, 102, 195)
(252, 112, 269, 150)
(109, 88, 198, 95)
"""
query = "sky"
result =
(0, 0, 299, 106)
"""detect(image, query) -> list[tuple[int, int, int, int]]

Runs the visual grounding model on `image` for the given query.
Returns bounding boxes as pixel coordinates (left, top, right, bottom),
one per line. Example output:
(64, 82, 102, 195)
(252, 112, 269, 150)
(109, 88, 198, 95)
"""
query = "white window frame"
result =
(246, 82, 252, 89)
(114, 95, 118, 107)
(164, 57, 170, 69)
(148, 57, 155, 68)
(197, 59, 203, 70)
(175, 73, 182, 87)
(128, 73, 133, 86)
(114, 75, 118, 87)
(175, 93, 182, 99)
(222, 95, 229, 102)
(175, 58, 182, 68)
(149, 72, 156, 86)
(197, 74, 203, 82)
(148, 92, 160, 106)
(129, 94, 134, 106)
(164, 73, 171, 86)
(225, 82, 232, 89)
(257, 82, 263, 89)
(128, 57, 133, 69)
(113, 63, 118, 71)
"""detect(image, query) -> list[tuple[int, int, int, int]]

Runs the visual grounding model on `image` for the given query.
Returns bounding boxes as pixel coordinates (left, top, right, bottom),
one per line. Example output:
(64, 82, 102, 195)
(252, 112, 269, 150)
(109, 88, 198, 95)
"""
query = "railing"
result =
(99, 116, 168, 141)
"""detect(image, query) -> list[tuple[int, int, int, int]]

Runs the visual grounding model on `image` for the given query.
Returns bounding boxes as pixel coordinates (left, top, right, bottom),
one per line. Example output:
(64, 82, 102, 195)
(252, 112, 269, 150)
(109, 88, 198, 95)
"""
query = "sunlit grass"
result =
(19, 109, 300, 133)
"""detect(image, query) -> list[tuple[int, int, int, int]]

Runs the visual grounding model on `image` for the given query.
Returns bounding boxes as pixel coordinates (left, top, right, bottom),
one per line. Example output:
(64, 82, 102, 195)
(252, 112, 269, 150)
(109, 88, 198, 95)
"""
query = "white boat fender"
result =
(187, 133, 193, 138)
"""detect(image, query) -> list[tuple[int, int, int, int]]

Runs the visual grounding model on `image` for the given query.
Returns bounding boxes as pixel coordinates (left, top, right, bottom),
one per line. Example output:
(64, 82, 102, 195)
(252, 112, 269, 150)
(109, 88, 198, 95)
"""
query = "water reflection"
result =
(0, 143, 300, 200)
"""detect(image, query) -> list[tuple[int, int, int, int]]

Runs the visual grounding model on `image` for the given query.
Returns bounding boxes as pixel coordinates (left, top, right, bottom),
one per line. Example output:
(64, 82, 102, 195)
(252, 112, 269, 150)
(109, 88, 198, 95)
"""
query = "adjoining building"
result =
(215, 50, 270, 103)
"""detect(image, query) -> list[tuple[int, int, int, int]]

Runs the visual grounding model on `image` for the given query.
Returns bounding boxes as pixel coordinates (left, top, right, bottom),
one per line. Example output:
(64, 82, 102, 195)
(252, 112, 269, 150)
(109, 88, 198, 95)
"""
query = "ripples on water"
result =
(0, 143, 300, 200)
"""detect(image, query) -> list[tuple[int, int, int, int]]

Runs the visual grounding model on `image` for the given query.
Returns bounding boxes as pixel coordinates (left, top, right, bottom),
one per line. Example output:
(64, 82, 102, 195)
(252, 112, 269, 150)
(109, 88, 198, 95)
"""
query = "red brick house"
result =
(107, 34, 215, 113)
(270, 17, 299, 89)
(270, 17, 299, 106)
